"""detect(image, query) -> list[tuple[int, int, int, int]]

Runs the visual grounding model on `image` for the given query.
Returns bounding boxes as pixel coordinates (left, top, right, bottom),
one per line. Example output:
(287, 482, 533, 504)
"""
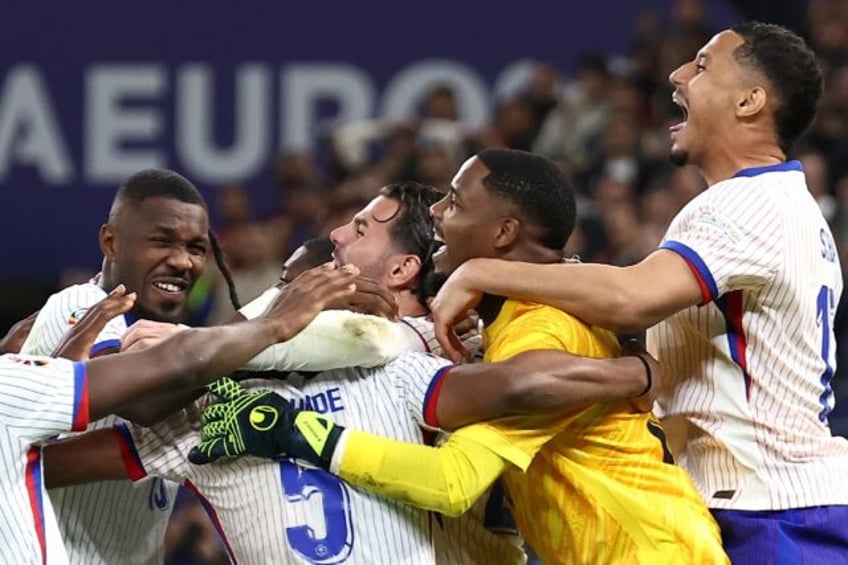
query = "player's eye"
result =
(695, 63, 706, 73)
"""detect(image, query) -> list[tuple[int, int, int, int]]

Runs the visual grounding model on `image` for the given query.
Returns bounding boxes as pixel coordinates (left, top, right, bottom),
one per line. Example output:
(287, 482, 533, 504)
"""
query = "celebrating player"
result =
(0, 264, 358, 564)
(46, 180, 659, 564)
(191, 149, 729, 564)
(18, 169, 243, 565)
(427, 23, 848, 561)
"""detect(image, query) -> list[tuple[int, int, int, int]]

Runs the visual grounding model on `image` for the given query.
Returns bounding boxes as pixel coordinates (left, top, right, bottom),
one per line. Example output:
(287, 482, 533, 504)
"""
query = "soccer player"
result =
(427, 23, 848, 561)
(19, 169, 245, 565)
(47, 180, 658, 564)
(0, 265, 359, 564)
(191, 149, 729, 564)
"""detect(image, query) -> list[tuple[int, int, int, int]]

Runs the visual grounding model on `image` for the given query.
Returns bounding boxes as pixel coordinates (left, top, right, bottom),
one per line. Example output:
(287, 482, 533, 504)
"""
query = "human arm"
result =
(43, 428, 128, 488)
(44, 397, 203, 488)
(430, 346, 656, 431)
(0, 310, 38, 353)
(124, 309, 420, 374)
(84, 264, 358, 422)
(431, 251, 702, 361)
(188, 379, 506, 517)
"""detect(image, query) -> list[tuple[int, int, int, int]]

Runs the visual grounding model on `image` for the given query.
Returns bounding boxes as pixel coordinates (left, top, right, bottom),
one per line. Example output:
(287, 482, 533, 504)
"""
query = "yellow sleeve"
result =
(469, 303, 615, 470)
(336, 430, 506, 517)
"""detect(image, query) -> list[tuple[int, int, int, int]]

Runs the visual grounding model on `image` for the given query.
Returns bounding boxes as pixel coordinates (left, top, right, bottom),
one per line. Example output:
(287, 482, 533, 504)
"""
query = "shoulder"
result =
(43, 282, 108, 319)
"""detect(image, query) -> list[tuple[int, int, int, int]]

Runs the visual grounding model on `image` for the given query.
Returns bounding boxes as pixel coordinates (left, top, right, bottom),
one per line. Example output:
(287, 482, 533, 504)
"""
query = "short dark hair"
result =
(731, 21, 822, 154)
(378, 181, 443, 307)
(476, 148, 576, 250)
(112, 169, 206, 211)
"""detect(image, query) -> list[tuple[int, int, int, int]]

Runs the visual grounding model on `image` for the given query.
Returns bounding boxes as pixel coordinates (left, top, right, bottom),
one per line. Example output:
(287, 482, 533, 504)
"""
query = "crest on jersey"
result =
(3, 354, 50, 367)
(68, 308, 89, 326)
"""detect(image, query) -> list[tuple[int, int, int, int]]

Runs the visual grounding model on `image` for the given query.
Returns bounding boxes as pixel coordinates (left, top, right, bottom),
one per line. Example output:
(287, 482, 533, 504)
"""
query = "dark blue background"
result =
(0, 1, 737, 279)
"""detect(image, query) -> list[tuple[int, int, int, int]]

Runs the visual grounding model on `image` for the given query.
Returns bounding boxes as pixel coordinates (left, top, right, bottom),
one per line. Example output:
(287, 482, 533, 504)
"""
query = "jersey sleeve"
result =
(242, 308, 417, 371)
(0, 355, 89, 443)
(660, 195, 783, 304)
(21, 285, 126, 356)
(454, 307, 601, 471)
(117, 398, 206, 482)
(385, 352, 453, 430)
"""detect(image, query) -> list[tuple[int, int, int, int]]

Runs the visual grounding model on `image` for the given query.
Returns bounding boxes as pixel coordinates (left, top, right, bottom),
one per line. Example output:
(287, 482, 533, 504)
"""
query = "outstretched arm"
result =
(432, 346, 656, 431)
(334, 430, 505, 516)
(85, 264, 358, 422)
(188, 379, 506, 516)
(431, 251, 702, 361)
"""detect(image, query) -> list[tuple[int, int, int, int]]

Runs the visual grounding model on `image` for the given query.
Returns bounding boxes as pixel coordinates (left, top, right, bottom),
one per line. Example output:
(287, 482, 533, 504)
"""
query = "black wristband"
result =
(319, 424, 345, 470)
(631, 354, 653, 397)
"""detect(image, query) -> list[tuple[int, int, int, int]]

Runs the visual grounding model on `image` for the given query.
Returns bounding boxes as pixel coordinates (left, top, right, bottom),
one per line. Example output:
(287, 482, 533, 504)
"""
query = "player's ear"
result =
(493, 217, 520, 250)
(736, 85, 767, 119)
(387, 254, 422, 289)
(99, 224, 118, 260)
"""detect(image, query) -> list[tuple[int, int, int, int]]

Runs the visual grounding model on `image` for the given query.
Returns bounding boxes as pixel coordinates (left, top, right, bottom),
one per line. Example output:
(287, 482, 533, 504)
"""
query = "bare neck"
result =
(396, 289, 427, 318)
(698, 128, 785, 186)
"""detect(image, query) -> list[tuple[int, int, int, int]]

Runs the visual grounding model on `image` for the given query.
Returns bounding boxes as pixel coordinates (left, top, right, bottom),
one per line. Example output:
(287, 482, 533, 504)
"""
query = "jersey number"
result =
(816, 285, 836, 423)
(280, 460, 354, 564)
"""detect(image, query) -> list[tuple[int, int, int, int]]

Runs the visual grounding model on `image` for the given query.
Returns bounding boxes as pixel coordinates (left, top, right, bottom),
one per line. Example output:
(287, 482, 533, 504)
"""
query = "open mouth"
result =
(670, 93, 688, 133)
(152, 279, 189, 295)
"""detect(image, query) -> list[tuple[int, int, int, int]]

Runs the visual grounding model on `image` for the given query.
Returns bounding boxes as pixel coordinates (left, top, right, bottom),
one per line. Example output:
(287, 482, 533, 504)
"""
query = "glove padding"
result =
(188, 377, 344, 469)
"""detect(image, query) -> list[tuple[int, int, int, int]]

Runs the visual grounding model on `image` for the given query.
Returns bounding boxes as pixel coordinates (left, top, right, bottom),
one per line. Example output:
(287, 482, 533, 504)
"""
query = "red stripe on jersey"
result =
(184, 480, 237, 564)
(422, 366, 453, 428)
(718, 290, 752, 400)
(113, 424, 148, 481)
(25, 447, 47, 565)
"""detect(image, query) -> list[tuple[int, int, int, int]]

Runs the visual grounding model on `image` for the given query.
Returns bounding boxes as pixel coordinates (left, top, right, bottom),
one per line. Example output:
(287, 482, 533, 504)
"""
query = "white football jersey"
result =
(649, 161, 848, 510)
(129, 353, 445, 565)
(127, 350, 524, 565)
(21, 281, 177, 565)
(0, 355, 89, 565)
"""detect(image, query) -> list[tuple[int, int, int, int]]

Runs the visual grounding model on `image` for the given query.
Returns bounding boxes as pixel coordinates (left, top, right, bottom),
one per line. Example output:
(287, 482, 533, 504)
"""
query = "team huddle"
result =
(2, 21, 847, 565)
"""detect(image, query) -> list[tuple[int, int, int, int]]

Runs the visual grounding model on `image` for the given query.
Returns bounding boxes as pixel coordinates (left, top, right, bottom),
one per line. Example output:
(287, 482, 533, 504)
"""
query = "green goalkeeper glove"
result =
(188, 376, 345, 469)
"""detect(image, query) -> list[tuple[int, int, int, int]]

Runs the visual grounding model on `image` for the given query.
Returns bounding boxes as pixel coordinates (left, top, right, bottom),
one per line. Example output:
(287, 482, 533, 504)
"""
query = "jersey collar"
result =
(732, 160, 803, 178)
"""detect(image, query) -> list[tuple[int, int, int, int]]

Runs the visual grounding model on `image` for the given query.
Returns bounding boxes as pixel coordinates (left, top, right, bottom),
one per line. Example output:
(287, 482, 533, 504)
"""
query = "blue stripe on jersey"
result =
(715, 291, 752, 401)
(422, 365, 454, 428)
(90, 339, 121, 356)
(71, 361, 89, 431)
(661, 240, 719, 300)
(733, 160, 803, 178)
(25, 446, 47, 564)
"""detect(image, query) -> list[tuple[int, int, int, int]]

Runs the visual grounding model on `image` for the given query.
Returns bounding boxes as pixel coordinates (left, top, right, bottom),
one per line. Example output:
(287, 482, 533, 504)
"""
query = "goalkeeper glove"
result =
(188, 377, 344, 470)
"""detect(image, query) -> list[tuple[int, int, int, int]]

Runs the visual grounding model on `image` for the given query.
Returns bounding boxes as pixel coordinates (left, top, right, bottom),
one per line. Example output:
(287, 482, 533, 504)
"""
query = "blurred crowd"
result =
(154, 0, 848, 561)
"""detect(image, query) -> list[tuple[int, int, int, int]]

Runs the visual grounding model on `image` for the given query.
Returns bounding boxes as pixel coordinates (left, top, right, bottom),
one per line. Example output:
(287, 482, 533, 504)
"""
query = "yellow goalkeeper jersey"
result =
(453, 299, 728, 564)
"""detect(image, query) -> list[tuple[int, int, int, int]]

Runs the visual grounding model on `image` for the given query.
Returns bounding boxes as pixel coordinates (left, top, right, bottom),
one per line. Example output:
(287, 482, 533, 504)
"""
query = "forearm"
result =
(114, 386, 205, 427)
(44, 428, 128, 488)
(461, 259, 643, 332)
(335, 430, 505, 517)
(435, 353, 650, 431)
(87, 321, 288, 421)
(460, 251, 706, 333)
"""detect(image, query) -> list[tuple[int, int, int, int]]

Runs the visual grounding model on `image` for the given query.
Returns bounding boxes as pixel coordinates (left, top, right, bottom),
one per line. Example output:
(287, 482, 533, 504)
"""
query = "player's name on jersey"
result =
(286, 386, 345, 415)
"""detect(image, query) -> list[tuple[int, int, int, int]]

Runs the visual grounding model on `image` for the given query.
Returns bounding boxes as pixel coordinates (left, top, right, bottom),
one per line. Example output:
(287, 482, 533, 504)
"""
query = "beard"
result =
(669, 147, 689, 167)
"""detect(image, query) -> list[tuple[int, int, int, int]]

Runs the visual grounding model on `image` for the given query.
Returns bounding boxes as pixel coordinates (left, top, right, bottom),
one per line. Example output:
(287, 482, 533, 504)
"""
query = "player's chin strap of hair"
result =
(630, 353, 653, 397)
